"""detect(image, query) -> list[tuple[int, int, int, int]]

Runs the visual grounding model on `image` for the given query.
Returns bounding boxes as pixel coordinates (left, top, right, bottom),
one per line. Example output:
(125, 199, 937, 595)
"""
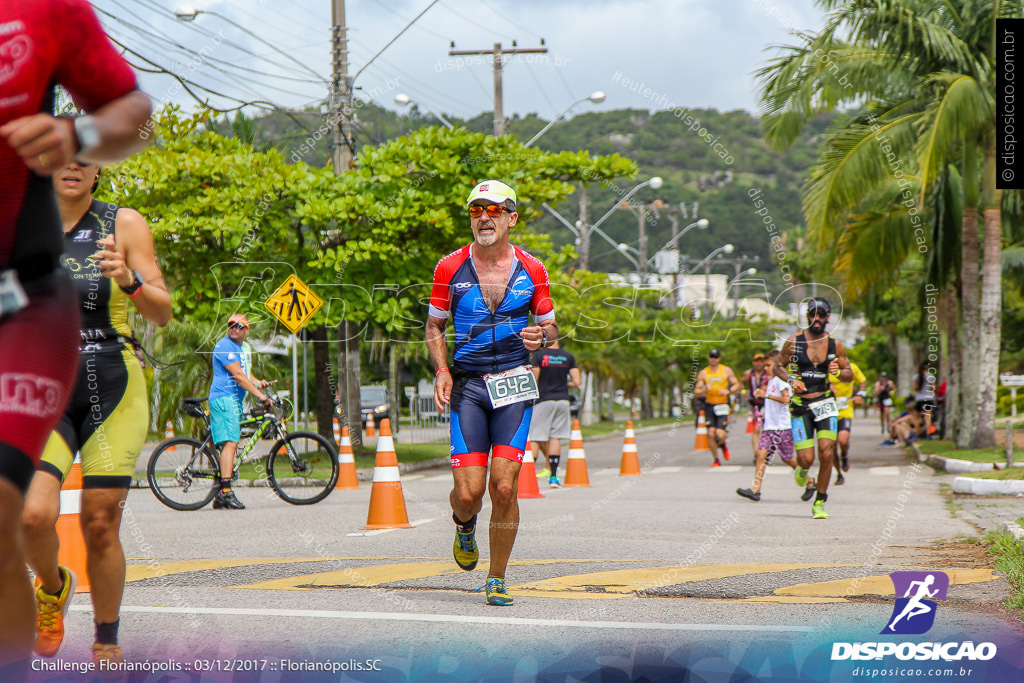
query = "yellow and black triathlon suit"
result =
(703, 365, 733, 431)
(789, 333, 838, 450)
(39, 200, 148, 489)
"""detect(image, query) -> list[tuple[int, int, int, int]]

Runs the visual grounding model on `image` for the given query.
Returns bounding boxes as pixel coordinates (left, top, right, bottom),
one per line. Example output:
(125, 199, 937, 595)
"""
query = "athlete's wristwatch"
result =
(119, 269, 144, 297)
(72, 115, 101, 158)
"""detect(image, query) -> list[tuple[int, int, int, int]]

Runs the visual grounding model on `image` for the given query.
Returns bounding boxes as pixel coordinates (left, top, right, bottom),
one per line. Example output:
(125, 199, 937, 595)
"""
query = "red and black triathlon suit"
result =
(0, 0, 139, 491)
(429, 243, 555, 468)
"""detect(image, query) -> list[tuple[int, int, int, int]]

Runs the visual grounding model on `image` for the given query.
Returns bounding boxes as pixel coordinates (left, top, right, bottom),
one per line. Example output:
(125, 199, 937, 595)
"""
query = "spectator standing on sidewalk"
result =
(527, 339, 581, 488)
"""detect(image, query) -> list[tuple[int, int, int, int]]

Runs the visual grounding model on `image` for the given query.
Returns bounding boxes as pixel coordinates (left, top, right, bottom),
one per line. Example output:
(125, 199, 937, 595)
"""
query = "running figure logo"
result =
(881, 571, 949, 635)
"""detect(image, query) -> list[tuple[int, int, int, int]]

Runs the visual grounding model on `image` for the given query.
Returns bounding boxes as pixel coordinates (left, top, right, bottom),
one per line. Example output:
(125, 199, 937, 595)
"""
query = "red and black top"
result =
(0, 0, 138, 271)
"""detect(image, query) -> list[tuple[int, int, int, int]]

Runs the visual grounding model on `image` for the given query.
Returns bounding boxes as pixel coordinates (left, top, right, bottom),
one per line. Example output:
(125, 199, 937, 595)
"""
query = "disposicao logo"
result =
(831, 571, 997, 663)
(882, 570, 948, 635)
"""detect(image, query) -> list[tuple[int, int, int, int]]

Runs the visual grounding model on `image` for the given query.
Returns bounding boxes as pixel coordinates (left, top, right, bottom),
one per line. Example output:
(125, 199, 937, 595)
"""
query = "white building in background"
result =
(603, 272, 866, 345)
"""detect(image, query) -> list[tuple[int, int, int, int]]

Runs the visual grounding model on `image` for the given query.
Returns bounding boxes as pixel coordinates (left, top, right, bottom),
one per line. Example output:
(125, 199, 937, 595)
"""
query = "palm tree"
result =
(757, 0, 1017, 447)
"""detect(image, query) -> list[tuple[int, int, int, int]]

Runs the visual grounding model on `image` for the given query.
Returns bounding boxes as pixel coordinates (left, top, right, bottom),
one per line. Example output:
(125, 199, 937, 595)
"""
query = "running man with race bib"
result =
(694, 349, 740, 467)
(426, 180, 555, 606)
(775, 297, 852, 519)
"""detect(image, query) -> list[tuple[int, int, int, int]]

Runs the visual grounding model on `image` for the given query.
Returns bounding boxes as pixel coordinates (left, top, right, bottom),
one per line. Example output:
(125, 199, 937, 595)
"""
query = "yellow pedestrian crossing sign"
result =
(264, 274, 323, 334)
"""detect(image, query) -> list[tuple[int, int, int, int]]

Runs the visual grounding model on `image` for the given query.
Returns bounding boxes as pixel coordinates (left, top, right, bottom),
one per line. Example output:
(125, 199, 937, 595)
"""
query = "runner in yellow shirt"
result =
(829, 360, 866, 485)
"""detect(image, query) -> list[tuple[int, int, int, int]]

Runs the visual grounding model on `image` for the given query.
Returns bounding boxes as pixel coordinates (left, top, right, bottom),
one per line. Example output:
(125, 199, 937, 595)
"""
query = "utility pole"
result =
(331, 0, 353, 172)
(577, 181, 589, 270)
(637, 207, 648, 281)
(331, 0, 361, 447)
(448, 42, 547, 136)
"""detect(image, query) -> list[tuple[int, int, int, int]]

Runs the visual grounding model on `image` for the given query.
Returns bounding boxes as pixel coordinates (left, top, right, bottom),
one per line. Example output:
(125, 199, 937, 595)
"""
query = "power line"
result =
(96, 6, 325, 95)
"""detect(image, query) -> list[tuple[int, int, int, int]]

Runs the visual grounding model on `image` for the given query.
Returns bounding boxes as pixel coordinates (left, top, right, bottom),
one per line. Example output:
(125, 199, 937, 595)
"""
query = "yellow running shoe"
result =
(34, 565, 76, 657)
(485, 577, 513, 606)
(453, 524, 479, 571)
(794, 466, 808, 488)
(812, 500, 829, 519)
(92, 642, 124, 669)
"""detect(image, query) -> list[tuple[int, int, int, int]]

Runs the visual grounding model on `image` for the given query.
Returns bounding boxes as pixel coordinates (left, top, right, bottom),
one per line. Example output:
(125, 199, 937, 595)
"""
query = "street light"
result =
(615, 243, 641, 269)
(586, 176, 661, 275)
(682, 243, 734, 319)
(174, 6, 327, 84)
(524, 91, 605, 148)
(394, 93, 454, 129)
(728, 267, 757, 318)
(544, 176, 661, 271)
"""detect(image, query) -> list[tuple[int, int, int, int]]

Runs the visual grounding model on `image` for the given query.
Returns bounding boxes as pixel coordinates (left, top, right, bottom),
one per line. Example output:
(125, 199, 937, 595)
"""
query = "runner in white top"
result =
(736, 351, 799, 501)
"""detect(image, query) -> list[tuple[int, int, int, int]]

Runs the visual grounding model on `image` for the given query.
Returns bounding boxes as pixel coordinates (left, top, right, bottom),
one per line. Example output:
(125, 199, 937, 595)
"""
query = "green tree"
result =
(757, 0, 1020, 447)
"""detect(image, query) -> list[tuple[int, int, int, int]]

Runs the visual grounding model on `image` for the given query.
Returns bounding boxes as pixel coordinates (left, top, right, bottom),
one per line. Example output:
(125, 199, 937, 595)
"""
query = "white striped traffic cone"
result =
(56, 455, 89, 593)
(563, 419, 591, 487)
(335, 424, 359, 490)
(363, 419, 411, 529)
(619, 419, 641, 476)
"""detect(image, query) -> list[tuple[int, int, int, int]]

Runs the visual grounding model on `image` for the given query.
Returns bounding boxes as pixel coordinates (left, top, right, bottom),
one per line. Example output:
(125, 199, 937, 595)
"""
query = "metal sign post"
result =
(999, 374, 1023, 465)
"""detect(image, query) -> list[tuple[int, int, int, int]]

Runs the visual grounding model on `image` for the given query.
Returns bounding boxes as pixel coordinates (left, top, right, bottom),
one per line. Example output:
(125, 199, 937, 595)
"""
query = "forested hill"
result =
(221, 104, 834, 282)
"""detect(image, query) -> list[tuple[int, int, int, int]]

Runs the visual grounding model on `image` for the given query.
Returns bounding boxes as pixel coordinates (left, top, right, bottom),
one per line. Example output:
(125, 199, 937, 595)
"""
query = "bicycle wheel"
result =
(147, 437, 220, 511)
(266, 431, 339, 505)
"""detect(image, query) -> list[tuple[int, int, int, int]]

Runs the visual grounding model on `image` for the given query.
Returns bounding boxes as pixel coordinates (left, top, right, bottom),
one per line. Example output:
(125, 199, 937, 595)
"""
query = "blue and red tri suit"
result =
(429, 243, 555, 467)
(0, 0, 139, 491)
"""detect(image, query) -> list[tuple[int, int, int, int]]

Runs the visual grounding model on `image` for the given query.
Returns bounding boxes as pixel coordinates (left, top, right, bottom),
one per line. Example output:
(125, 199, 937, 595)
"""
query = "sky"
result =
(93, 0, 826, 123)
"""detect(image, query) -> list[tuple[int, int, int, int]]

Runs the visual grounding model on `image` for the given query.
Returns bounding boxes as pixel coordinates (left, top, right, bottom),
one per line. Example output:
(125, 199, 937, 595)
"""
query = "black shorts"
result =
(914, 400, 933, 414)
(837, 417, 852, 433)
(704, 404, 730, 431)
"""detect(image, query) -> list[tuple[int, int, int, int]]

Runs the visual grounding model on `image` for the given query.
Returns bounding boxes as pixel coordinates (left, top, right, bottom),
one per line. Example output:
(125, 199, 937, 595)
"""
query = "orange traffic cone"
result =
(693, 410, 710, 453)
(517, 447, 544, 498)
(363, 419, 412, 529)
(619, 419, 641, 476)
(164, 419, 175, 452)
(56, 455, 90, 593)
(563, 419, 591, 487)
(333, 416, 342, 448)
(335, 425, 359, 490)
(746, 411, 755, 434)
(365, 413, 376, 439)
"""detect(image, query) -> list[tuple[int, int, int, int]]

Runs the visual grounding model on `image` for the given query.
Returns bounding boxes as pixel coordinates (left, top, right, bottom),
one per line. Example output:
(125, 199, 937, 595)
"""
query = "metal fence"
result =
(402, 393, 451, 443)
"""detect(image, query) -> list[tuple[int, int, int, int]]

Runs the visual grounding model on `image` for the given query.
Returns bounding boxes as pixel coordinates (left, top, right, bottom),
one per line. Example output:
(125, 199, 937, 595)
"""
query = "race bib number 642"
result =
(484, 366, 539, 409)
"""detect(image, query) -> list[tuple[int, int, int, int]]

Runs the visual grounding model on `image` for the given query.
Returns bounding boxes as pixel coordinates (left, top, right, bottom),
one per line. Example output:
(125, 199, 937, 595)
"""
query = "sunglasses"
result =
(229, 323, 249, 330)
(807, 310, 829, 320)
(468, 205, 508, 218)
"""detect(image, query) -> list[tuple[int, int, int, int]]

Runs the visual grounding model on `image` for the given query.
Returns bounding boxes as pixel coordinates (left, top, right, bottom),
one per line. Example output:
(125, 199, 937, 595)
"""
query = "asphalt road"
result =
(33, 417, 1024, 682)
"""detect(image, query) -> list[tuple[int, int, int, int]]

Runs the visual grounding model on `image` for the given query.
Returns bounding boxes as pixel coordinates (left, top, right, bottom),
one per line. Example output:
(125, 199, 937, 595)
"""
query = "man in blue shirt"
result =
(209, 314, 273, 509)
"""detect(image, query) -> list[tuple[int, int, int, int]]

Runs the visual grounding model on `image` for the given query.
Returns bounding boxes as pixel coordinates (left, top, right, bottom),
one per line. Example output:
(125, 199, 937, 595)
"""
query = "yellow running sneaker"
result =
(453, 524, 479, 571)
(812, 500, 829, 519)
(485, 577, 513, 606)
(794, 466, 808, 488)
(92, 642, 124, 669)
(33, 566, 76, 657)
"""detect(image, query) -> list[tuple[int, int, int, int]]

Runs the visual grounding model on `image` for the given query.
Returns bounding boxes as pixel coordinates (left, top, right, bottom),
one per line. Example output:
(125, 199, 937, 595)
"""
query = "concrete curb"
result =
(951, 477, 1024, 495)
(913, 443, 1024, 497)
(927, 454, 1008, 473)
(1002, 521, 1024, 550)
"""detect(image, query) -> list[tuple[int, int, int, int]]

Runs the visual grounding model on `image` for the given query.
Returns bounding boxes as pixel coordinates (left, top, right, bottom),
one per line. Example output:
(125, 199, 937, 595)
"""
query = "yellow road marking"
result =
(774, 569, 999, 597)
(513, 563, 846, 595)
(231, 558, 646, 591)
(732, 596, 849, 604)
(126, 557, 439, 582)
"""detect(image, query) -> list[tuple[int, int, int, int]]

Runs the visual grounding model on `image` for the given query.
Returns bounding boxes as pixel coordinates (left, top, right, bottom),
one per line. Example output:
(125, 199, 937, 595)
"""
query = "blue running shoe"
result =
(485, 578, 513, 606)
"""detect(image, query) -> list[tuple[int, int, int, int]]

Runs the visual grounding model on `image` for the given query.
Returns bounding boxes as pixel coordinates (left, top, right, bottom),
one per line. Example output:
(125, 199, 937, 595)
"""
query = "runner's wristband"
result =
(436, 367, 449, 376)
